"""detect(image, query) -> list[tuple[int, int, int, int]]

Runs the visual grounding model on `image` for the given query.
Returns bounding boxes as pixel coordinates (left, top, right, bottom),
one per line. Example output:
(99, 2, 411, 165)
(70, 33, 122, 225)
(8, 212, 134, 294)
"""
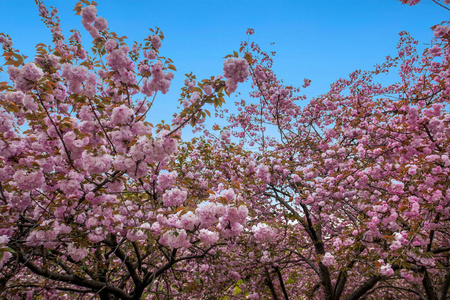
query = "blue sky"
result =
(0, 0, 448, 128)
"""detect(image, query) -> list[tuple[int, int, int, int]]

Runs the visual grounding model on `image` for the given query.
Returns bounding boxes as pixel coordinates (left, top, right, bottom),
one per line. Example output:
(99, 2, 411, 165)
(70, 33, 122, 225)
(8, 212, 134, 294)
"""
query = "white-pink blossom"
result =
(110, 104, 134, 126)
(160, 229, 191, 248)
(67, 243, 89, 261)
(251, 223, 277, 242)
(198, 229, 219, 245)
(162, 188, 187, 207)
(322, 252, 336, 267)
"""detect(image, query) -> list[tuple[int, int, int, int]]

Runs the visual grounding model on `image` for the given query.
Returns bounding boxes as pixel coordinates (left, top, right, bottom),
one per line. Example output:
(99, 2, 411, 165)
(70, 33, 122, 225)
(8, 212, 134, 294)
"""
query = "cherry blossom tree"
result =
(0, 0, 449, 299)
(0, 1, 250, 299)
(187, 7, 449, 300)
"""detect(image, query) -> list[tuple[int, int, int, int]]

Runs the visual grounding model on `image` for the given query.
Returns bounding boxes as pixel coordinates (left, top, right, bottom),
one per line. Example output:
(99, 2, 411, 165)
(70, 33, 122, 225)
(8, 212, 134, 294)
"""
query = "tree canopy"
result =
(0, 0, 449, 299)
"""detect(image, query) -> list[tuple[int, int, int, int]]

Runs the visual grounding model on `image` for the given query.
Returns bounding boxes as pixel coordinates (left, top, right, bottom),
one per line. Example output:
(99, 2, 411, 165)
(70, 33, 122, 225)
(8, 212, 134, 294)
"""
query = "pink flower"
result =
(67, 243, 88, 261)
(61, 63, 88, 94)
(428, 45, 442, 57)
(220, 130, 231, 144)
(21, 62, 44, 81)
(302, 78, 311, 88)
(81, 152, 112, 175)
(110, 104, 134, 125)
(13, 170, 45, 191)
(105, 39, 117, 53)
(196, 202, 226, 229)
(390, 240, 402, 251)
(198, 229, 219, 244)
(322, 252, 336, 267)
(380, 263, 394, 276)
(0, 234, 11, 267)
(224, 205, 248, 224)
(403, 0, 421, 5)
(126, 229, 147, 242)
(162, 188, 187, 207)
(150, 35, 161, 50)
(81, 5, 97, 23)
(160, 229, 191, 248)
(434, 25, 450, 37)
(141, 61, 174, 96)
(94, 16, 108, 31)
(256, 163, 271, 183)
(179, 211, 199, 231)
(7, 63, 43, 91)
(157, 171, 178, 191)
(222, 188, 235, 201)
(84, 73, 97, 97)
(223, 58, 249, 93)
(0, 36, 13, 49)
(251, 223, 277, 242)
(203, 85, 213, 95)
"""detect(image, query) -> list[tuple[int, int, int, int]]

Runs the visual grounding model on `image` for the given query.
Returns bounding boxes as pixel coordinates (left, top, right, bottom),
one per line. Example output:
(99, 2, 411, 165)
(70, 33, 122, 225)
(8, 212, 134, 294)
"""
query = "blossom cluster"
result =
(141, 60, 174, 96)
(7, 63, 43, 91)
(80, 5, 107, 39)
(223, 58, 250, 93)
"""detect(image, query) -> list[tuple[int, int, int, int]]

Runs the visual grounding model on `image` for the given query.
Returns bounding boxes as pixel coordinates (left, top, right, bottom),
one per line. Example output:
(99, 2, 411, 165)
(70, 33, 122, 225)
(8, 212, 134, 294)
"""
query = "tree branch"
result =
(274, 266, 289, 300)
(17, 251, 132, 300)
(346, 275, 381, 300)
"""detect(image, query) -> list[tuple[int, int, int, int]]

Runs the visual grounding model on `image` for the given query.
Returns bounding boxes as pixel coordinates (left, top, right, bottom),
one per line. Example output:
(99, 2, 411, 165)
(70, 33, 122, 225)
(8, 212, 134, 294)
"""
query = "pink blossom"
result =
(106, 45, 134, 72)
(13, 169, 45, 191)
(218, 221, 243, 238)
(302, 78, 311, 88)
(203, 85, 213, 95)
(0, 235, 12, 268)
(429, 45, 442, 57)
(408, 165, 417, 175)
(162, 188, 187, 207)
(61, 63, 88, 94)
(126, 229, 147, 242)
(179, 211, 199, 231)
(322, 252, 336, 267)
(22, 95, 38, 111)
(224, 205, 248, 224)
(81, 5, 97, 23)
(223, 58, 250, 93)
(221, 188, 235, 201)
(67, 243, 88, 261)
(256, 163, 271, 183)
(434, 25, 450, 37)
(160, 229, 191, 248)
(251, 223, 277, 242)
(198, 229, 219, 244)
(93, 16, 108, 31)
(404, 0, 421, 5)
(196, 202, 226, 229)
(105, 39, 117, 53)
(157, 171, 178, 191)
(81, 152, 112, 174)
(380, 263, 394, 276)
(88, 227, 106, 243)
(110, 104, 134, 125)
(390, 240, 402, 251)
(141, 61, 174, 96)
(84, 73, 97, 98)
(7, 63, 43, 91)
(0, 36, 12, 49)
(150, 35, 161, 50)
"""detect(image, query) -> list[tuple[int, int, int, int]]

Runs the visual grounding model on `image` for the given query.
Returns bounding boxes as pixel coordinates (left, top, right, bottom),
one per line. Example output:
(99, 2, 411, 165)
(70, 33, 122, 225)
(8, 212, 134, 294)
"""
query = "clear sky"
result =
(0, 0, 448, 128)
